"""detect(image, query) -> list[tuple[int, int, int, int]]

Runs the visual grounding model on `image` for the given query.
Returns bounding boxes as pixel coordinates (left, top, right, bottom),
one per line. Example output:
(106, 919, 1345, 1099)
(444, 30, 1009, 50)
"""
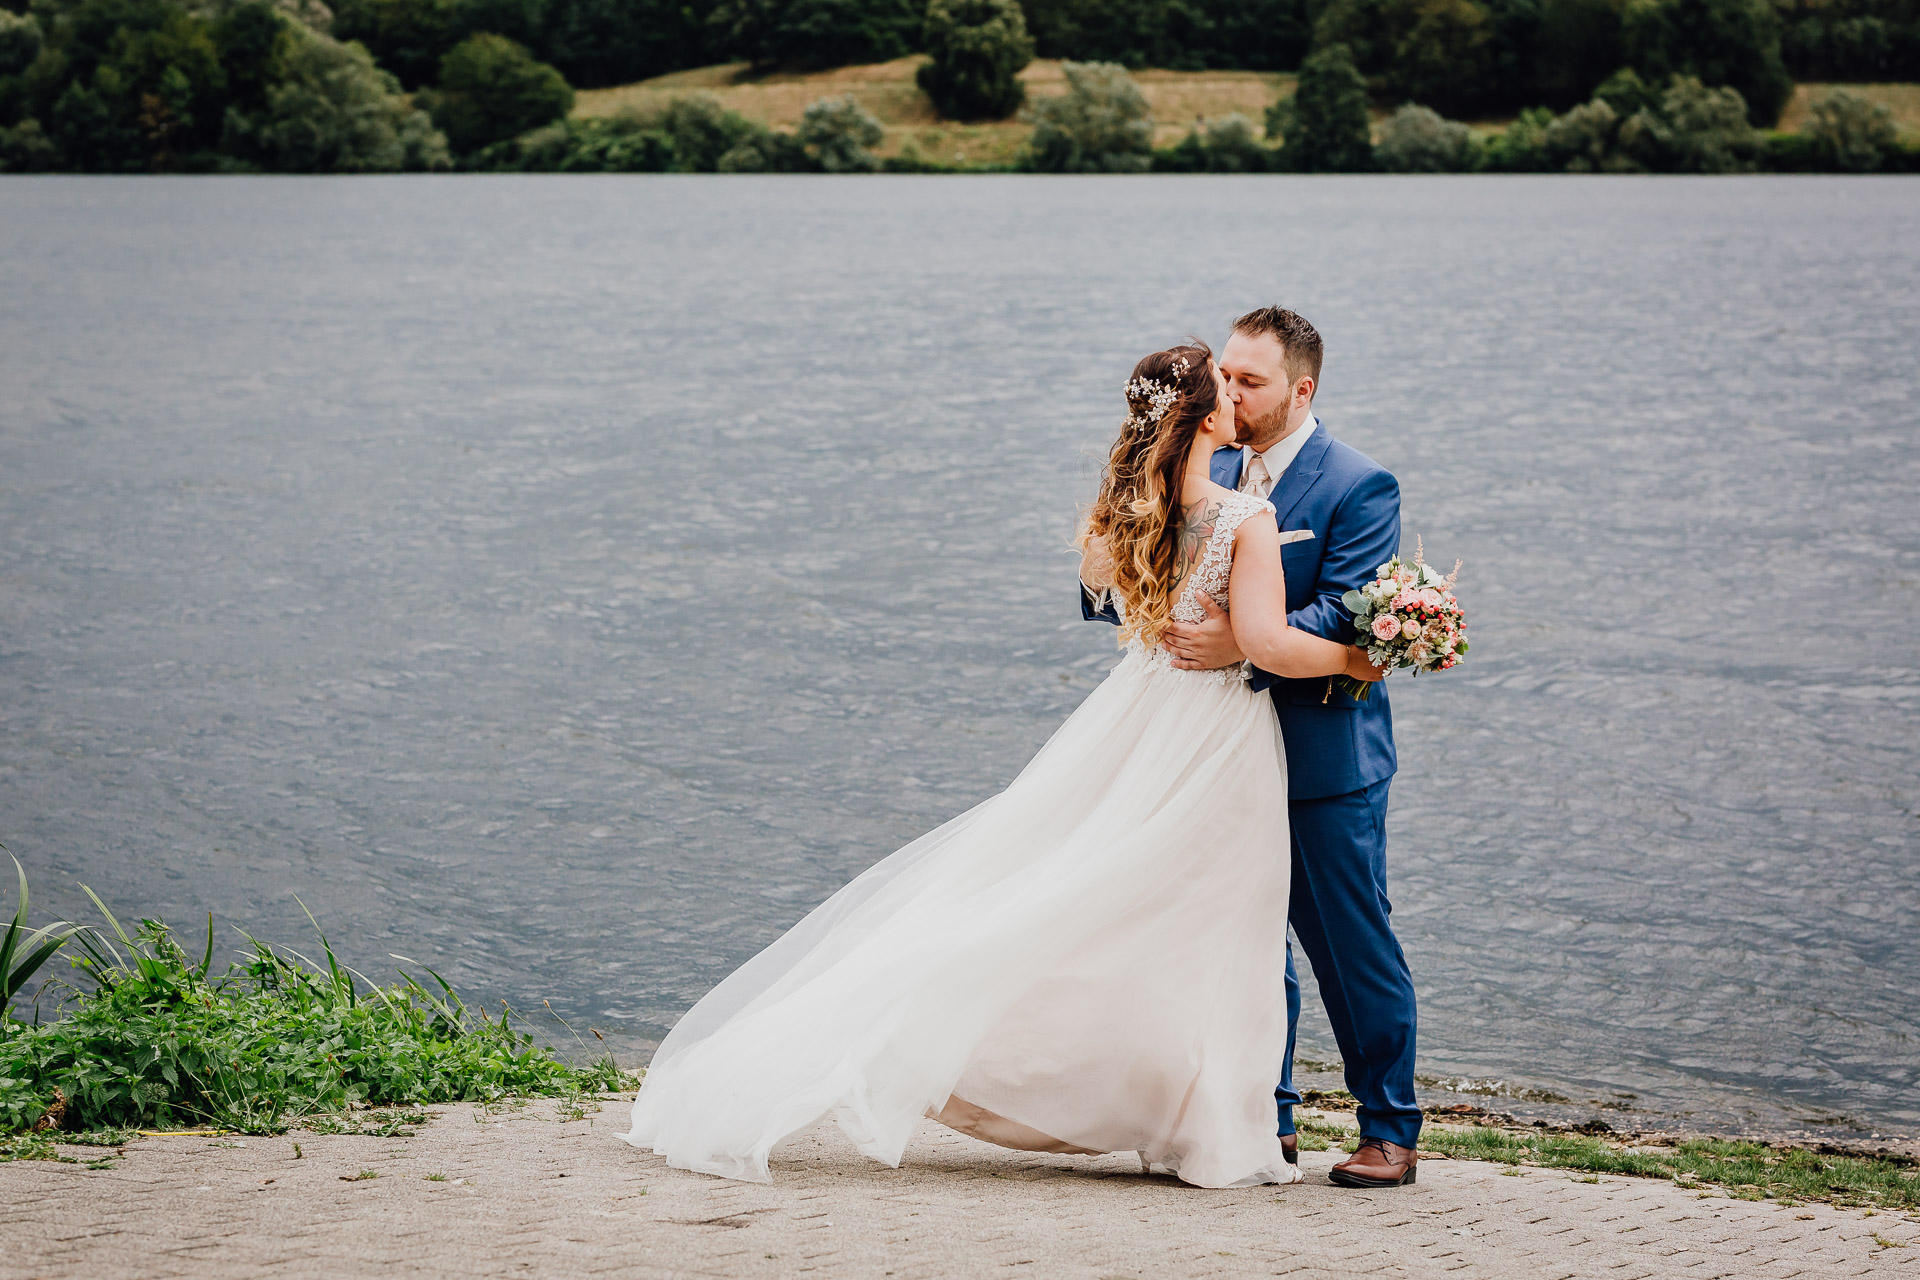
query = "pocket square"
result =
(1277, 529, 1316, 545)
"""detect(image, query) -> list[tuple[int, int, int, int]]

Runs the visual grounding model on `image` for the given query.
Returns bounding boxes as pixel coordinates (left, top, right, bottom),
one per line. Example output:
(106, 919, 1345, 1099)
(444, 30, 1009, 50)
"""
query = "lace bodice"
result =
(1121, 490, 1275, 684)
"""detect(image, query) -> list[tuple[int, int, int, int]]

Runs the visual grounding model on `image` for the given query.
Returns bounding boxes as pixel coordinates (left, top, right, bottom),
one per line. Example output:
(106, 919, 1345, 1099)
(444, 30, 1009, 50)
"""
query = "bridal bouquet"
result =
(1336, 538, 1467, 701)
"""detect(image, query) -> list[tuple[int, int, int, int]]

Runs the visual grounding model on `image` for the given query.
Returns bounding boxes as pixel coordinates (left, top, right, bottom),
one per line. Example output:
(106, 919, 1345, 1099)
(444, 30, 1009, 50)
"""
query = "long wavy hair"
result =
(1079, 341, 1219, 648)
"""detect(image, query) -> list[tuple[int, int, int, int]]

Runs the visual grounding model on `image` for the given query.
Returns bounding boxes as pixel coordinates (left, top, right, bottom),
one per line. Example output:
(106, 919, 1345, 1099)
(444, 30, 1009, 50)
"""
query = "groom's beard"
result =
(1235, 402, 1289, 450)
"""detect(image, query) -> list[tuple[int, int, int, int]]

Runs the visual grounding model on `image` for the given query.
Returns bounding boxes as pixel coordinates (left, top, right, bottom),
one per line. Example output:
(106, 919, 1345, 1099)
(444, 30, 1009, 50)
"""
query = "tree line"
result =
(2, 0, 1915, 172)
(293, 0, 1920, 93)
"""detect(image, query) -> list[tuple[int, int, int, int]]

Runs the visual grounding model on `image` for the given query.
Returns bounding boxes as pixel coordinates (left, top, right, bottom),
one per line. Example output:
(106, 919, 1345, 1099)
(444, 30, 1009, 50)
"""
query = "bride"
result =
(622, 341, 1381, 1189)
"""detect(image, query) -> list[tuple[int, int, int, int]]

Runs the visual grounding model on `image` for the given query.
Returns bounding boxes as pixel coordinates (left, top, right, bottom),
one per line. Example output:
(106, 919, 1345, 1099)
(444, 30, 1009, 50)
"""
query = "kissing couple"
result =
(624, 307, 1423, 1191)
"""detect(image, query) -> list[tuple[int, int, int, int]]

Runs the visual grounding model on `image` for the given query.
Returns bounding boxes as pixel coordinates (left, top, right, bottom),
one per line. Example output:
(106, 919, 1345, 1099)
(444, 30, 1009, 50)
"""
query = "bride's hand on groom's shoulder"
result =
(1165, 595, 1246, 670)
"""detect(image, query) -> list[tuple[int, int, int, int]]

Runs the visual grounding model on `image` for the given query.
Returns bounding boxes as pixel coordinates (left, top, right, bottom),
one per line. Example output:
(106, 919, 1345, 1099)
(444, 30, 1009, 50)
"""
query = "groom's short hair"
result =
(1232, 307, 1323, 391)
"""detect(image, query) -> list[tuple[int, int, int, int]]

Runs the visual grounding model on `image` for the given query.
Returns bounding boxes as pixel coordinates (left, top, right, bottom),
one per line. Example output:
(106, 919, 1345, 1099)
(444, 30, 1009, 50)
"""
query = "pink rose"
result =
(1371, 614, 1401, 641)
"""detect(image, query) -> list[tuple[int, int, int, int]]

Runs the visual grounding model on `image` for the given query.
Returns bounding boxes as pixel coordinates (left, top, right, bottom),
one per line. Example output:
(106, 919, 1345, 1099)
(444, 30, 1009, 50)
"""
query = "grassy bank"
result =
(2, 869, 629, 1141)
(574, 57, 1292, 167)
(574, 56, 1920, 168)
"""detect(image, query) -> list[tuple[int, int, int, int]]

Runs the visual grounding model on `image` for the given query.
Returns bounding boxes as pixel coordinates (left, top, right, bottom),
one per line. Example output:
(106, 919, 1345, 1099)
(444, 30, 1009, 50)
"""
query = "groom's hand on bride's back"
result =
(1165, 595, 1246, 670)
(1166, 596, 1382, 680)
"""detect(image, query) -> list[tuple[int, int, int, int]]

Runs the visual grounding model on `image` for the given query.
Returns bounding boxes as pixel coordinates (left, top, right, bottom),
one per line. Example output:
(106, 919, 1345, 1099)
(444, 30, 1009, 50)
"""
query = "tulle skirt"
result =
(622, 648, 1298, 1189)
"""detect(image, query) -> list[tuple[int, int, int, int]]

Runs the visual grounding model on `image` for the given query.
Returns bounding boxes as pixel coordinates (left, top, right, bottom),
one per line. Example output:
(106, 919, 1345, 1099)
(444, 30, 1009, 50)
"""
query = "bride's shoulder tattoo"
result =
(1171, 497, 1224, 588)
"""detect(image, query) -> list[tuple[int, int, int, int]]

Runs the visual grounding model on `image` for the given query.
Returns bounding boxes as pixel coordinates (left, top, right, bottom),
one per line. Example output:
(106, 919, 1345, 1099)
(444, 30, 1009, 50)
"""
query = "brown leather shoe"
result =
(1280, 1134, 1298, 1165)
(1328, 1138, 1418, 1187)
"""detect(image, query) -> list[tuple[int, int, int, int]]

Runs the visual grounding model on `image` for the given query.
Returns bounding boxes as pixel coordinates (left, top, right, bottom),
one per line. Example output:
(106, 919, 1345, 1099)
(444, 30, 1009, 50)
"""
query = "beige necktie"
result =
(1239, 452, 1272, 499)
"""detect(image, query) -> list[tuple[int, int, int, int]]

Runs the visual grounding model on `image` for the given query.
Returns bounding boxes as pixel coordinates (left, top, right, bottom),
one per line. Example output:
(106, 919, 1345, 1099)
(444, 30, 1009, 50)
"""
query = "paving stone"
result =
(2, 1100, 1916, 1279)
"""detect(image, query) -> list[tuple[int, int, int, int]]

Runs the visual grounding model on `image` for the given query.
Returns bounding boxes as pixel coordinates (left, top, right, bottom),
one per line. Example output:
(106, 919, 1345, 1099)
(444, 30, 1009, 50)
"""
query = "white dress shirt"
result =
(1238, 415, 1319, 500)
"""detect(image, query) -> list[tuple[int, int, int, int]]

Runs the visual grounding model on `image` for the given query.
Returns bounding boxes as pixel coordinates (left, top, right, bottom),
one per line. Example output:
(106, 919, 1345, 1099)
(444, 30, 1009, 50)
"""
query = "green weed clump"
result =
(0, 893, 631, 1135)
(1417, 1126, 1920, 1212)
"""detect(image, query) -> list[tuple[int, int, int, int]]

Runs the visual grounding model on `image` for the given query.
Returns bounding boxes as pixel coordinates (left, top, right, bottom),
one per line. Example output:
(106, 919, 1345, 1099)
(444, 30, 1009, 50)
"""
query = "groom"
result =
(1081, 307, 1422, 1187)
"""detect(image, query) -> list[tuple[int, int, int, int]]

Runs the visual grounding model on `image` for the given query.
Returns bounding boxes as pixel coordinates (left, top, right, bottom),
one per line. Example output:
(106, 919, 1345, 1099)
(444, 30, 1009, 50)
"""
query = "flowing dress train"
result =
(623, 491, 1299, 1188)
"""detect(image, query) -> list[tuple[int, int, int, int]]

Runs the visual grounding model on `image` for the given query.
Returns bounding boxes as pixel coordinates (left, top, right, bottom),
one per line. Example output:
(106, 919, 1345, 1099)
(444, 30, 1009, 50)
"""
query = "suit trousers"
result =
(1271, 778, 1423, 1149)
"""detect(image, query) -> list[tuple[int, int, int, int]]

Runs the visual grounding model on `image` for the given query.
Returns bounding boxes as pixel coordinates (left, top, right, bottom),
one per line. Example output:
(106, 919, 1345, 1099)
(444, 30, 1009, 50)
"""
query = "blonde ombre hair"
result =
(1079, 341, 1218, 648)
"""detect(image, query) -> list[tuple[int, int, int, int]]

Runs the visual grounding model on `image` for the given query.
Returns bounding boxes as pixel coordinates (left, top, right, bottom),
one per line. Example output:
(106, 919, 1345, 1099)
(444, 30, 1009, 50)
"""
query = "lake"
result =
(1, 174, 1915, 1145)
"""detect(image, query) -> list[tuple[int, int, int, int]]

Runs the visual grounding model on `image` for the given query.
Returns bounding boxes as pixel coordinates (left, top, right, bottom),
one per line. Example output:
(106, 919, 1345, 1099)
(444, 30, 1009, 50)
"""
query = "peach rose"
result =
(1371, 614, 1401, 641)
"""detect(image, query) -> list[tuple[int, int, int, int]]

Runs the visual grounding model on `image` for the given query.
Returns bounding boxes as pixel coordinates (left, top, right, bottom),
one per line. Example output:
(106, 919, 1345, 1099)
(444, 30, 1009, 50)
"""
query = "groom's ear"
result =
(1295, 375, 1317, 406)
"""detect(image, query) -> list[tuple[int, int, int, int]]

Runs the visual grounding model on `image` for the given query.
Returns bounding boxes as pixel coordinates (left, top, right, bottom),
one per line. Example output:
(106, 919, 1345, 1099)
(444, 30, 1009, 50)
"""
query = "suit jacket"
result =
(1080, 420, 1400, 800)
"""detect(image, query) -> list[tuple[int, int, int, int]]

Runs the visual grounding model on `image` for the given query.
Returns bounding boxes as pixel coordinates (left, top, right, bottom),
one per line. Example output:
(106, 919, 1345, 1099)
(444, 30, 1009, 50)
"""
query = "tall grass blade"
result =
(0, 850, 29, 983)
(194, 913, 215, 984)
(2, 853, 81, 1012)
(294, 895, 354, 1008)
(77, 884, 135, 948)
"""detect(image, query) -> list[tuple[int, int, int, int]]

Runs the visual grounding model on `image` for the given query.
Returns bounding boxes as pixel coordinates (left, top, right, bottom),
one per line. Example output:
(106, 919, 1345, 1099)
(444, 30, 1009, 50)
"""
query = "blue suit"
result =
(1080, 421, 1423, 1148)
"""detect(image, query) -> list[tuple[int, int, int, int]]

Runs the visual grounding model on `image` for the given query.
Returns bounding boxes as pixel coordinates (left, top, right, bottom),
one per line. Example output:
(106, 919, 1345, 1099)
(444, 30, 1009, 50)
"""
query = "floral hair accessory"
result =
(1124, 375, 1179, 428)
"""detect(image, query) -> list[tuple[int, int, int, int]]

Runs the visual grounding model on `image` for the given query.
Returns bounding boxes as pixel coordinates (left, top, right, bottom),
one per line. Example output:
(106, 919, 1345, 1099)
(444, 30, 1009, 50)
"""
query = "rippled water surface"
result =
(3, 175, 1915, 1142)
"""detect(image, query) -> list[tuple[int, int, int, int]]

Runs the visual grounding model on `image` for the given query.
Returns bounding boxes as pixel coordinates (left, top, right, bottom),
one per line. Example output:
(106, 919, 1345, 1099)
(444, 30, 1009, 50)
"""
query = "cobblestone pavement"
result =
(4, 1100, 1917, 1279)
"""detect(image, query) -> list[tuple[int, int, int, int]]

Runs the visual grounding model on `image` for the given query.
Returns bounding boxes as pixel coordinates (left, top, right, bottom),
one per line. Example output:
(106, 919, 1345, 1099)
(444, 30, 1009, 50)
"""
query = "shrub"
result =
(461, 113, 677, 170)
(917, 0, 1031, 122)
(583, 124, 677, 171)
(655, 93, 761, 171)
(796, 92, 882, 170)
(1542, 97, 1621, 169)
(0, 117, 58, 169)
(1621, 0, 1792, 126)
(424, 32, 571, 156)
(1805, 88, 1899, 171)
(1590, 65, 1659, 118)
(1269, 42, 1373, 172)
(1373, 103, 1474, 171)
(1758, 128, 1819, 171)
(1617, 73, 1758, 171)
(1477, 104, 1554, 170)
(716, 126, 812, 170)
(396, 102, 453, 168)
(1157, 112, 1271, 170)
(223, 23, 450, 171)
(1196, 112, 1269, 170)
(1021, 59, 1152, 172)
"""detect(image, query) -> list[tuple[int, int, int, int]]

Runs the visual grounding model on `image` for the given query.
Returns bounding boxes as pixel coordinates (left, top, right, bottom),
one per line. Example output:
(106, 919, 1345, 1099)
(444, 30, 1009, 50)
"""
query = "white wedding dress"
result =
(623, 490, 1301, 1188)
